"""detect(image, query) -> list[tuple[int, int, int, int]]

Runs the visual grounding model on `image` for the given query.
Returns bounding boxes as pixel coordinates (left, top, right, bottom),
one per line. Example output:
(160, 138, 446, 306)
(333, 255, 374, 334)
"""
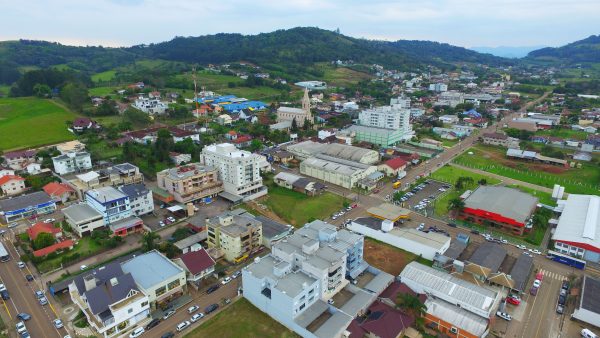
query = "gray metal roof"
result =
(364, 271, 394, 294)
(339, 287, 377, 317)
(581, 275, 600, 313)
(468, 242, 507, 273)
(62, 203, 103, 223)
(313, 311, 353, 338)
(121, 250, 184, 290)
(255, 215, 291, 240)
(173, 232, 207, 250)
(118, 183, 149, 199)
(0, 191, 53, 211)
(463, 186, 538, 223)
(509, 253, 534, 292)
(245, 255, 318, 298)
(85, 273, 139, 315)
(425, 298, 488, 336)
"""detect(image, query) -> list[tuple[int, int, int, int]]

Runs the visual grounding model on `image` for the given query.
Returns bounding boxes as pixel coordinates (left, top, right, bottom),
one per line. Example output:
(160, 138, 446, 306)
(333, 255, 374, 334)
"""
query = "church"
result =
(276, 87, 312, 126)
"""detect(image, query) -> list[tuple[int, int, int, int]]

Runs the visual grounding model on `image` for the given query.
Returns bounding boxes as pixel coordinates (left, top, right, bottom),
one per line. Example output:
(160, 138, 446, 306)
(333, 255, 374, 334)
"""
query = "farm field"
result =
(91, 70, 117, 82)
(0, 97, 78, 151)
(185, 298, 299, 338)
(454, 145, 599, 194)
(89, 86, 118, 97)
(320, 64, 372, 86)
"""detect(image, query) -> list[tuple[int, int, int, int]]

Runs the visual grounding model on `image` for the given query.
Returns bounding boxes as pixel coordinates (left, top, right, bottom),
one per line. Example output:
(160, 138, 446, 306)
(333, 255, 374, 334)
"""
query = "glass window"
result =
(167, 279, 181, 290)
(155, 286, 167, 297)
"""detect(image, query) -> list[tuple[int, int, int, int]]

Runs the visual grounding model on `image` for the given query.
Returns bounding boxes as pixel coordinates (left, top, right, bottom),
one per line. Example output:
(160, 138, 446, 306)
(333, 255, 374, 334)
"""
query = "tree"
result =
(141, 232, 160, 252)
(33, 232, 56, 250)
(477, 178, 487, 186)
(455, 176, 474, 190)
(33, 83, 51, 98)
(291, 117, 298, 132)
(302, 118, 311, 131)
(60, 82, 89, 112)
(249, 139, 263, 152)
(123, 108, 151, 128)
(448, 197, 465, 212)
(396, 293, 427, 330)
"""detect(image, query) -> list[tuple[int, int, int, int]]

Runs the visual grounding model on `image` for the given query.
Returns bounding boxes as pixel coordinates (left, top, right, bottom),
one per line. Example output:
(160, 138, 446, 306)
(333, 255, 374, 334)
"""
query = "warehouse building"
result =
(572, 275, 600, 327)
(287, 141, 379, 164)
(552, 194, 600, 263)
(0, 191, 56, 223)
(458, 186, 538, 235)
(300, 155, 377, 189)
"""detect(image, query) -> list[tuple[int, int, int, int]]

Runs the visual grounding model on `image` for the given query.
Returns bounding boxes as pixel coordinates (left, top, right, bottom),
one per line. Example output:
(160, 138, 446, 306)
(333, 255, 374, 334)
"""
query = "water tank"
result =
(381, 219, 394, 232)
(453, 260, 464, 273)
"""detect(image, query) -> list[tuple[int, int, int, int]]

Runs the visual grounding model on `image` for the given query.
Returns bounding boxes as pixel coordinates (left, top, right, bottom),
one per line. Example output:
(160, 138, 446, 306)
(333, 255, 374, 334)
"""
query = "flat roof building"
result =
(552, 194, 600, 263)
(62, 203, 104, 237)
(572, 275, 600, 327)
(0, 191, 56, 223)
(300, 155, 377, 189)
(156, 163, 223, 204)
(287, 141, 379, 165)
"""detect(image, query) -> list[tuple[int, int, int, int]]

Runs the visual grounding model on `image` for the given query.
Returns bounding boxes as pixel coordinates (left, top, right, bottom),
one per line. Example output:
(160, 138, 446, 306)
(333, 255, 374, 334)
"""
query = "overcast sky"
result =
(1, 0, 599, 48)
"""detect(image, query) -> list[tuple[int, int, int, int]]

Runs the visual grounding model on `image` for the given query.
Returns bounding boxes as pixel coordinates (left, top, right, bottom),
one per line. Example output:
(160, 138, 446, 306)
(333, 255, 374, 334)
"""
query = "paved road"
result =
(0, 233, 69, 338)
(144, 279, 241, 338)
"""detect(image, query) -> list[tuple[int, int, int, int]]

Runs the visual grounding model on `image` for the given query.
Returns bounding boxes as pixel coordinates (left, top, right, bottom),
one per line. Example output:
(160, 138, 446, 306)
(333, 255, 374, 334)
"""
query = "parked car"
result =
(231, 270, 241, 279)
(145, 318, 161, 330)
(163, 309, 176, 320)
(25, 275, 34, 282)
(506, 296, 521, 305)
(556, 304, 564, 314)
(17, 313, 31, 321)
(43, 218, 55, 224)
(327, 299, 334, 305)
(581, 328, 598, 338)
(417, 223, 425, 231)
(529, 249, 542, 255)
(517, 244, 526, 250)
(204, 303, 219, 314)
(188, 305, 200, 314)
(159, 221, 165, 227)
(533, 280, 541, 288)
(176, 321, 191, 332)
(448, 223, 457, 228)
(0, 284, 6, 292)
(190, 313, 204, 323)
(161, 332, 175, 338)
(53, 319, 63, 329)
(17, 261, 26, 269)
(206, 285, 220, 294)
(561, 280, 570, 291)
(80, 265, 88, 271)
(470, 229, 480, 235)
(558, 294, 566, 306)
(21, 331, 30, 338)
(129, 327, 145, 338)
(1, 290, 10, 300)
(221, 277, 232, 285)
(496, 311, 512, 321)
(167, 216, 176, 222)
(16, 322, 27, 334)
(530, 286, 538, 296)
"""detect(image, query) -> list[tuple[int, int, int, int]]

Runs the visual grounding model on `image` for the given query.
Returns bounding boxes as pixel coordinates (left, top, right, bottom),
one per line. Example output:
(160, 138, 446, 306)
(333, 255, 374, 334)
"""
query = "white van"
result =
(582, 328, 598, 338)
(129, 327, 145, 338)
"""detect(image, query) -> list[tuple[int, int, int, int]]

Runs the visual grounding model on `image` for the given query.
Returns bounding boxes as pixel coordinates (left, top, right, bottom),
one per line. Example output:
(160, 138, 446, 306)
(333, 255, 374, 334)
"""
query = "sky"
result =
(1, 0, 599, 48)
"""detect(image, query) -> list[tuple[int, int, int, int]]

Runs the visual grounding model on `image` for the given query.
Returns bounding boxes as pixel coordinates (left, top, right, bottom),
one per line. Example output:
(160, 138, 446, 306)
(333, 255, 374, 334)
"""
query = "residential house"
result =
(0, 174, 26, 196)
(85, 186, 144, 237)
(70, 163, 144, 199)
(52, 152, 93, 175)
(173, 249, 216, 288)
(118, 184, 154, 217)
(72, 118, 101, 133)
(216, 114, 233, 125)
(169, 152, 192, 165)
(2, 150, 38, 170)
(378, 157, 407, 177)
(62, 203, 105, 237)
(273, 172, 325, 196)
(438, 115, 460, 124)
(43, 182, 76, 204)
(480, 132, 519, 148)
(27, 221, 62, 241)
(132, 96, 168, 115)
(0, 167, 14, 178)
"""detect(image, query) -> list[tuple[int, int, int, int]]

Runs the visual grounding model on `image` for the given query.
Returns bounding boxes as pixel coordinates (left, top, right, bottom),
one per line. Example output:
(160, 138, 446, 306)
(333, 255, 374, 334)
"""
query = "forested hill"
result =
(526, 35, 600, 64)
(0, 27, 510, 77)
(129, 27, 510, 69)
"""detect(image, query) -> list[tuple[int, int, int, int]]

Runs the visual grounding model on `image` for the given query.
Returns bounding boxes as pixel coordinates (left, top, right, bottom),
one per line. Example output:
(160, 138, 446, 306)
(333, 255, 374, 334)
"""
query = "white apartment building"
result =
(429, 83, 448, 92)
(52, 151, 92, 175)
(133, 97, 169, 115)
(200, 143, 267, 201)
(118, 183, 154, 217)
(359, 105, 411, 130)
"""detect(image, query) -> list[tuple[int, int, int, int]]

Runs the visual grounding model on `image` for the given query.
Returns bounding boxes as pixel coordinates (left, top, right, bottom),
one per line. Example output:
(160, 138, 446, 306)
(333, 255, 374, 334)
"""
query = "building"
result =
(294, 81, 327, 90)
(343, 124, 413, 147)
(439, 115, 460, 124)
(507, 119, 538, 132)
(349, 217, 450, 260)
(299, 155, 378, 189)
(62, 203, 104, 237)
(68, 262, 150, 338)
(287, 141, 379, 165)
(0, 191, 56, 223)
(43, 182, 76, 204)
(27, 221, 62, 240)
(273, 172, 326, 196)
(156, 163, 223, 204)
(71, 118, 101, 133)
(354, 98, 414, 144)
(2, 150, 37, 170)
(277, 87, 313, 126)
(459, 186, 538, 236)
(347, 298, 416, 338)
(52, 152, 93, 175)
(429, 83, 448, 92)
(86, 187, 132, 225)
(255, 215, 292, 248)
(0, 174, 26, 196)
(206, 209, 263, 263)
(169, 152, 192, 165)
(552, 194, 600, 263)
(121, 250, 187, 309)
(118, 184, 154, 217)
(424, 297, 490, 338)
(506, 148, 567, 167)
(33, 240, 74, 257)
(133, 96, 168, 115)
(464, 242, 507, 281)
(572, 275, 600, 327)
(200, 143, 267, 201)
(173, 248, 216, 288)
(70, 163, 143, 199)
(400, 262, 501, 319)
(480, 132, 519, 148)
(124, 126, 199, 144)
(378, 157, 407, 177)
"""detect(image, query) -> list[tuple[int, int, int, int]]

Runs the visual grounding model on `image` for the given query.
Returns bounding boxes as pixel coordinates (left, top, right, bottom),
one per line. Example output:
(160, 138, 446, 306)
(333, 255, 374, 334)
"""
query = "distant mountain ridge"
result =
(0, 27, 511, 76)
(526, 35, 600, 64)
(471, 46, 546, 58)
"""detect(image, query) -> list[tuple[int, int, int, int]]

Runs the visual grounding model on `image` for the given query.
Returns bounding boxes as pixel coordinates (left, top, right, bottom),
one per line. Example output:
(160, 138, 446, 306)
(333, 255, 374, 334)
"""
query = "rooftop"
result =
(553, 194, 600, 251)
(86, 186, 127, 203)
(62, 203, 103, 223)
(245, 255, 318, 298)
(302, 154, 373, 177)
(178, 249, 215, 275)
(118, 183, 149, 199)
(157, 163, 217, 180)
(509, 253, 534, 292)
(121, 250, 184, 290)
(468, 242, 507, 273)
(463, 186, 538, 224)
(425, 298, 488, 336)
(255, 215, 291, 240)
(367, 204, 411, 221)
(580, 275, 600, 314)
(0, 191, 53, 212)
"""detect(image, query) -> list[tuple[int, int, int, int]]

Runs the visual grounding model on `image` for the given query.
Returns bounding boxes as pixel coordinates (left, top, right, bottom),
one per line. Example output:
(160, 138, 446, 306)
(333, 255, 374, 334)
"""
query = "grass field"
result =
(364, 238, 431, 276)
(89, 86, 118, 97)
(536, 128, 589, 140)
(320, 64, 372, 87)
(0, 85, 12, 96)
(0, 97, 78, 151)
(454, 145, 600, 194)
(225, 86, 283, 101)
(87, 140, 123, 160)
(263, 184, 347, 227)
(185, 298, 299, 338)
(91, 70, 117, 82)
(36, 236, 105, 273)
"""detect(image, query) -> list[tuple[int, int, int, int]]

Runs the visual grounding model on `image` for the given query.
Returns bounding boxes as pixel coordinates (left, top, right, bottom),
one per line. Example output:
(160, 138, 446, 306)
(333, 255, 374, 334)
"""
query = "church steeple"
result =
(302, 87, 310, 113)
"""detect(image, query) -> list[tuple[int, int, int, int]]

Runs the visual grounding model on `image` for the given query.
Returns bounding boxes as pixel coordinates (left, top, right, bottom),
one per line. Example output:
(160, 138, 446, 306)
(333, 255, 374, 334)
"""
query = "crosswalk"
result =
(538, 268, 567, 281)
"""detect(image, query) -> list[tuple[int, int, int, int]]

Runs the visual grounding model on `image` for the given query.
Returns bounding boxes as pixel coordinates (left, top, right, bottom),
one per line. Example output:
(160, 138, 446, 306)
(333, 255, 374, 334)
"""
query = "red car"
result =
(506, 296, 521, 305)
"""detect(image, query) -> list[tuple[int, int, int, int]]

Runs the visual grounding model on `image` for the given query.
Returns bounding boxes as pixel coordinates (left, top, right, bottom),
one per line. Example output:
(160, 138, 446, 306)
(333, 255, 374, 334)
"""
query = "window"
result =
(141, 301, 148, 307)
(155, 286, 167, 297)
(299, 303, 306, 311)
(128, 308, 133, 314)
(167, 279, 181, 290)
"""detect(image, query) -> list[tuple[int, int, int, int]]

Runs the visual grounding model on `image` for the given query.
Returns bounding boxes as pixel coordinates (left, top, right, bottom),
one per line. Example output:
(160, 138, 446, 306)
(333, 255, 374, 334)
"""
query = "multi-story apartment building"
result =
(206, 209, 262, 263)
(70, 163, 144, 199)
(156, 163, 223, 204)
(200, 143, 267, 201)
(358, 103, 411, 131)
(85, 186, 132, 225)
(350, 97, 414, 146)
(52, 151, 92, 175)
(68, 262, 151, 338)
(118, 183, 154, 216)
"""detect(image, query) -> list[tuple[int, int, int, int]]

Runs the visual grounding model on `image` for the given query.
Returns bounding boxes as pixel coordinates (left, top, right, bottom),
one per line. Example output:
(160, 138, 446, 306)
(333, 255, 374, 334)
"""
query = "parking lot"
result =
(396, 179, 450, 211)
(142, 198, 230, 231)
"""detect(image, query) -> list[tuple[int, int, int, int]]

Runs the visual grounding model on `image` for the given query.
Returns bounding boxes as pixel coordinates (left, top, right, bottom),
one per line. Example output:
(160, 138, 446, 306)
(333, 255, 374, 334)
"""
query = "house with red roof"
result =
(0, 174, 26, 196)
(43, 182, 76, 204)
(72, 117, 101, 133)
(27, 222, 63, 241)
(347, 300, 416, 338)
(33, 240, 74, 257)
(378, 157, 408, 177)
(173, 248, 216, 288)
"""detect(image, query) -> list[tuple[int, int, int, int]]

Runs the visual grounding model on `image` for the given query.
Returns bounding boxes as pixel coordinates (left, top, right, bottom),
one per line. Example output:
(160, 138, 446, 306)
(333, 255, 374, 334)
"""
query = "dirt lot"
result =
(363, 238, 418, 276)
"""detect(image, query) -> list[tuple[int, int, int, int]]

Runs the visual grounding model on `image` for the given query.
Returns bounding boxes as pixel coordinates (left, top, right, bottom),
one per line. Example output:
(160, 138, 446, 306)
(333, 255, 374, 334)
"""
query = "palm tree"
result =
(141, 232, 160, 252)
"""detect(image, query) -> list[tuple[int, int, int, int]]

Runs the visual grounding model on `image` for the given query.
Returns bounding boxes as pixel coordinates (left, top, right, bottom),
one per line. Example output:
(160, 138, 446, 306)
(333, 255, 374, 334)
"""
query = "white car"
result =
(533, 279, 541, 288)
(53, 319, 64, 329)
(231, 271, 241, 279)
(221, 277, 232, 285)
(516, 244, 526, 250)
(43, 218, 56, 224)
(417, 223, 425, 231)
(0, 284, 6, 292)
(16, 321, 27, 334)
(190, 313, 204, 323)
(496, 311, 512, 321)
(167, 216, 176, 222)
(129, 327, 145, 338)
(530, 249, 542, 255)
(176, 321, 191, 332)
(332, 216, 338, 220)
(159, 221, 165, 227)
(80, 265, 88, 271)
(188, 305, 200, 314)
(17, 261, 26, 269)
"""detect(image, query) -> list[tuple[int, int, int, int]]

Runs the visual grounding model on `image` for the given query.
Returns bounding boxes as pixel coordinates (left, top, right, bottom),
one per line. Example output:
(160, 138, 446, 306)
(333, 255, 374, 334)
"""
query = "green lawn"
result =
(454, 146, 600, 194)
(536, 128, 589, 141)
(320, 64, 372, 87)
(87, 140, 123, 160)
(91, 70, 117, 82)
(264, 184, 347, 227)
(0, 97, 78, 151)
(224, 86, 283, 101)
(36, 236, 105, 273)
(89, 86, 118, 97)
(0, 85, 11, 97)
(185, 298, 299, 338)
(430, 165, 502, 186)
(507, 184, 557, 206)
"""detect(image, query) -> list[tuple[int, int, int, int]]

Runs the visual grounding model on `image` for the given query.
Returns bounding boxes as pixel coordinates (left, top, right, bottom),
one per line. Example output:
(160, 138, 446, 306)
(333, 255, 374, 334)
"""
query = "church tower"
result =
(302, 87, 311, 120)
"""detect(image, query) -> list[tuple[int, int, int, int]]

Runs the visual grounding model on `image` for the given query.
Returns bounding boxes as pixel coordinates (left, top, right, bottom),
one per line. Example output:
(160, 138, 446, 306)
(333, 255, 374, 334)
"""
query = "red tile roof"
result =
(43, 182, 74, 197)
(33, 240, 74, 257)
(0, 175, 25, 185)
(379, 281, 426, 303)
(27, 222, 61, 240)
(232, 135, 252, 144)
(179, 249, 215, 275)
(348, 300, 415, 338)
(383, 157, 408, 170)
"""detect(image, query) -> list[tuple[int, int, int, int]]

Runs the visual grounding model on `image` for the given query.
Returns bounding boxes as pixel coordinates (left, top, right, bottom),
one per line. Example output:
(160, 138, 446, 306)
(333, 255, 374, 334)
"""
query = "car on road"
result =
(53, 319, 64, 329)
(533, 279, 541, 288)
(523, 252, 533, 258)
(190, 313, 204, 323)
(188, 305, 200, 314)
(1, 290, 9, 300)
(206, 284, 220, 294)
(129, 327, 145, 338)
(517, 244, 526, 250)
(530, 286, 538, 296)
(496, 311, 512, 321)
(161, 332, 175, 338)
(506, 296, 521, 305)
(558, 294, 566, 306)
(43, 218, 56, 224)
(221, 277, 232, 285)
(176, 321, 191, 332)
(163, 309, 176, 320)
(8, 222, 18, 228)
(145, 318, 161, 330)
(470, 229, 480, 235)
(581, 328, 598, 338)
(231, 270, 241, 279)
(167, 216, 176, 223)
(0, 284, 5, 292)
(417, 223, 425, 231)
(556, 304, 564, 314)
(205, 303, 219, 314)
(16, 322, 27, 334)
(17, 261, 26, 269)
(561, 280, 570, 291)
(529, 249, 541, 255)
(448, 223, 457, 228)
(21, 332, 30, 338)
(25, 274, 34, 282)
(17, 313, 31, 321)
(80, 265, 88, 271)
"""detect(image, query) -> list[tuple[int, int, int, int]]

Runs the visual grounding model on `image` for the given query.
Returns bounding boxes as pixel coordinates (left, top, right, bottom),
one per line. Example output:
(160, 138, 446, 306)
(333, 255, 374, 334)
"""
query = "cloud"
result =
(0, 0, 598, 47)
